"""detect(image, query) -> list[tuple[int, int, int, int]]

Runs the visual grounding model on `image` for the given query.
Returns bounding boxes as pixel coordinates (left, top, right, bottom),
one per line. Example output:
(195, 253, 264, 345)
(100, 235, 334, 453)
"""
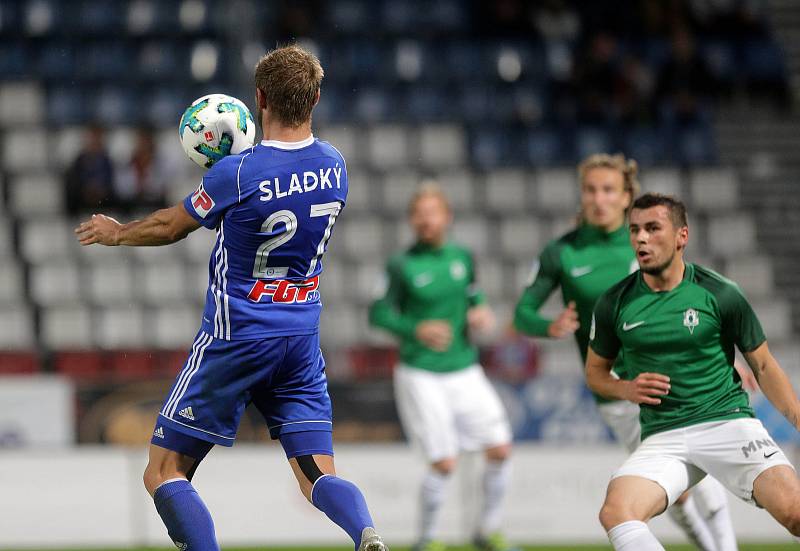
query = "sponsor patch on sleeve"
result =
(191, 183, 216, 218)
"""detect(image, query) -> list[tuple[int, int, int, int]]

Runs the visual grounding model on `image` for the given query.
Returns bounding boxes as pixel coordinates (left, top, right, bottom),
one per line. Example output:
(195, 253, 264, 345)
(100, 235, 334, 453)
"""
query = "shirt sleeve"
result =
(719, 284, 767, 352)
(513, 242, 561, 336)
(182, 156, 240, 229)
(467, 253, 486, 307)
(588, 291, 621, 360)
(368, 256, 417, 340)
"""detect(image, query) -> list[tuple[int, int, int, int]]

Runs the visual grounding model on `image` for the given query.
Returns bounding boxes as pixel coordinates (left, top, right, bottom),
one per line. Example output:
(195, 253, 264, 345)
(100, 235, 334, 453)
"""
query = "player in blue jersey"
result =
(75, 45, 386, 551)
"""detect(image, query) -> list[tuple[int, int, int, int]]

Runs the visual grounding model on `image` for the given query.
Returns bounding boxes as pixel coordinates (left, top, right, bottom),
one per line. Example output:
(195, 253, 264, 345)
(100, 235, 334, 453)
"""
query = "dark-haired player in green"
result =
(587, 193, 800, 550)
(514, 154, 737, 550)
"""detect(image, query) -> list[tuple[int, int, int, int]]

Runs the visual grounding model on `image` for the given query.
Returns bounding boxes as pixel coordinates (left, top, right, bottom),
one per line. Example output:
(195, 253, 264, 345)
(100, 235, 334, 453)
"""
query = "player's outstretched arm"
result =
(75, 203, 201, 247)
(744, 342, 800, 430)
(585, 347, 671, 404)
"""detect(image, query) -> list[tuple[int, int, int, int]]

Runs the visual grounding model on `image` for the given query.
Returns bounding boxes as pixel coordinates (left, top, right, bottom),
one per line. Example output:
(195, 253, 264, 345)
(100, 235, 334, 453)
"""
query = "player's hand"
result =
(467, 305, 496, 335)
(74, 214, 122, 246)
(415, 320, 452, 352)
(547, 301, 579, 338)
(734, 361, 760, 392)
(623, 373, 671, 405)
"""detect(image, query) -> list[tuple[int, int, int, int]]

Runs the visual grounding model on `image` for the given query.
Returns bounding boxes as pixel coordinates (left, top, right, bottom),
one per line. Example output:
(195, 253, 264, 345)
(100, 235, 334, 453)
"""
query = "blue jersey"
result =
(183, 136, 347, 340)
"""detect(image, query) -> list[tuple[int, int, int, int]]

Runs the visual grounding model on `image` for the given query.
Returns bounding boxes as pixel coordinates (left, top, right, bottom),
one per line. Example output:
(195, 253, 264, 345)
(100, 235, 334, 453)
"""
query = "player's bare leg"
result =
(474, 443, 514, 551)
(752, 465, 800, 537)
(667, 486, 720, 551)
(289, 453, 387, 551)
(600, 476, 668, 550)
(144, 443, 219, 551)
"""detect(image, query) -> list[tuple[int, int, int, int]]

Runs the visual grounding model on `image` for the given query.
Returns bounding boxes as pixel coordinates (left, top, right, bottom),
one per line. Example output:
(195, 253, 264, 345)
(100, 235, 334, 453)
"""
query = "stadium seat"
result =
(526, 127, 567, 166)
(30, 261, 82, 306)
(352, 261, 384, 305)
(183, 227, 217, 263)
(417, 124, 467, 167)
(0, 262, 25, 305)
(41, 305, 93, 349)
(9, 173, 63, 215)
(434, 170, 474, 212)
(94, 305, 146, 348)
(2, 128, 47, 172)
(347, 345, 398, 379)
(706, 214, 757, 256)
(405, 86, 450, 122)
(484, 169, 530, 213)
(354, 87, 391, 123)
(53, 351, 105, 381)
(689, 168, 739, 211)
(78, 238, 130, 266)
(0, 221, 15, 262)
(367, 125, 409, 168)
(642, 168, 682, 196)
(534, 169, 578, 213)
(725, 256, 773, 298)
(319, 125, 359, 166)
(0, 81, 44, 125)
(47, 85, 87, 126)
(85, 263, 135, 305)
(476, 262, 505, 300)
(341, 166, 371, 211)
(0, 306, 35, 349)
(0, 352, 40, 375)
(451, 219, 489, 256)
(150, 306, 200, 348)
(94, 87, 138, 126)
(500, 217, 542, 259)
(185, 261, 210, 304)
(138, 262, 187, 305)
(381, 171, 421, 211)
(751, 299, 792, 342)
(339, 217, 384, 259)
(51, 126, 84, 169)
(575, 126, 614, 161)
(320, 304, 361, 348)
(389, 217, 414, 249)
(20, 218, 76, 264)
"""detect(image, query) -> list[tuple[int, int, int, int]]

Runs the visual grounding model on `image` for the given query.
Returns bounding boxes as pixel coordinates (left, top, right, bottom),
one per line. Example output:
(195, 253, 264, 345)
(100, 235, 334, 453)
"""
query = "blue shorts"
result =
(151, 330, 333, 458)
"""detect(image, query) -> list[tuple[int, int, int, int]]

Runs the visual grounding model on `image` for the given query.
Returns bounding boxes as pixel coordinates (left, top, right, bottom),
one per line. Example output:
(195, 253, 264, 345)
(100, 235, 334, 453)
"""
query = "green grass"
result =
(13, 545, 799, 551)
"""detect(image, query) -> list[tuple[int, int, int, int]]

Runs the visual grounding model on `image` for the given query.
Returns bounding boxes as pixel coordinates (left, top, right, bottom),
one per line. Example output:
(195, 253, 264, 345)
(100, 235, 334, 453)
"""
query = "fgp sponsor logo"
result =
(248, 276, 320, 304)
(741, 437, 776, 458)
(191, 184, 215, 218)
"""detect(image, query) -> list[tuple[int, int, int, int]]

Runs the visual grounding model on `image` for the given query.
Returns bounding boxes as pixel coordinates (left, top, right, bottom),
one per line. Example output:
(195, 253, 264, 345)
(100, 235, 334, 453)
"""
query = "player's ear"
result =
(677, 226, 689, 250)
(255, 88, 266, 110)
(313, 88, 320, 107)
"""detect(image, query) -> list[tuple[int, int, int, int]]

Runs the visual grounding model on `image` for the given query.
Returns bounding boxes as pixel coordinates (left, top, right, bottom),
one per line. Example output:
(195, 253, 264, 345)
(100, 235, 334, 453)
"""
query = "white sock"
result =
(608, 520, 665, 550)
(692, 477, 738, 551)
(420, 469, 450, 543)
(668, 496, 717, 551)
(478, 459, 511, 536)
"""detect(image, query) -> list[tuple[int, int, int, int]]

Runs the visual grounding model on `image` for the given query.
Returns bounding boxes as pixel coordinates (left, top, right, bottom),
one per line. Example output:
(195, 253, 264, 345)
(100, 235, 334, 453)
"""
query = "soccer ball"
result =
(178, 93, 256, 169)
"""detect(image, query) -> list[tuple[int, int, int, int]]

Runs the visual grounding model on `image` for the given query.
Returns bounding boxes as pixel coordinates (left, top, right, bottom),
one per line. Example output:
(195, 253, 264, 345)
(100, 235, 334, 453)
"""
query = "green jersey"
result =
(368, 241, 485, 372)
(513, 224, 636, 401)
(590, 263, 766, 441)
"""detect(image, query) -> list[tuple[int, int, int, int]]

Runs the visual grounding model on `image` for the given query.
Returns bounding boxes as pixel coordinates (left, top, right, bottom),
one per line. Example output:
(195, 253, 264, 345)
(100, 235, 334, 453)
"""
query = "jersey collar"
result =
(260, 135, 315, 150)
(638, 262, 694, 294)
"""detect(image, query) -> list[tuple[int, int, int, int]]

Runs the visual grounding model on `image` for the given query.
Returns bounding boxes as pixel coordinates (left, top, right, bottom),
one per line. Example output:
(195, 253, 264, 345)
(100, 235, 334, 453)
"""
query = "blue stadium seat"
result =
(404, 86, 449, 122)
(76, 42, 134, 80)
(574, 125, 614, 161)
(353, 86, 391, 123)
(471, 128, 523, 169)
(38, 42, 76, 79)
(621, 126, 669, 166)
(701, 40, 736, 83)
(675, 123, 717, 166)
(77, 0, 125, 33)
(145, 88, 188, 127)
(445, 42, 487, 81)
(526, 126, 567, 166)
(93, 87, 138, 126)
(47, 86, 87, 125)
(138, 42, 187, 81)
(0, 42, 30, 78)
(743, 40, 786, 81)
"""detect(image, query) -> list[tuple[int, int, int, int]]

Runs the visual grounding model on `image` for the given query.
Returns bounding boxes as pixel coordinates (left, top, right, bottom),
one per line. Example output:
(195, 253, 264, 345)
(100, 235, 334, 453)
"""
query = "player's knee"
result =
(780, 509, 800, 537)
(143, 462, 166, 496)
(431, 457, 457, 475)
(599, 499, 631, 531)
(485, 443, 511, 462)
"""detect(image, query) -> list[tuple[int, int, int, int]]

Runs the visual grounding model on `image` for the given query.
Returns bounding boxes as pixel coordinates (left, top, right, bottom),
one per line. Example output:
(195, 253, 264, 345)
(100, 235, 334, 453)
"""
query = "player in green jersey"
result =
(514, 154, 738, 550)
(587, 193, 800, 550)
(369, 184, 513, 551)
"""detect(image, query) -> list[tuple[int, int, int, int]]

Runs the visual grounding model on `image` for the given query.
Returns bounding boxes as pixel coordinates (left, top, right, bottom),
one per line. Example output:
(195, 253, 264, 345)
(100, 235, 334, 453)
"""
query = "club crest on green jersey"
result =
(450, 260, 466, 280)
(683, 308, 700, 334)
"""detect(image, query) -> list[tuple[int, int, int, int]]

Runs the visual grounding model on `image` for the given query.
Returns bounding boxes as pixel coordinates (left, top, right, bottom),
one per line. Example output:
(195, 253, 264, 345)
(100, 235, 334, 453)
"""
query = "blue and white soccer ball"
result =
(178, 93, 256, 169)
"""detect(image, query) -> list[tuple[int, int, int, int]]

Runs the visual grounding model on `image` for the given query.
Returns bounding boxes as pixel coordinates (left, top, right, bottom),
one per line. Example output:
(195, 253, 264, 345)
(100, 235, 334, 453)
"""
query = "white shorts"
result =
(393, 363, 512, 462)
(597, 399, 642, 453)
(612, 417, 794, 507)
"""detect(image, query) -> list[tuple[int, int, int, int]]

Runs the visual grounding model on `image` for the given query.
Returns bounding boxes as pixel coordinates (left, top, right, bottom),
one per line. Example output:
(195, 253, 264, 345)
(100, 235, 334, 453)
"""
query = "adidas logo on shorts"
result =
(153, 426, 165, 439)
(178, 407, 196, 421)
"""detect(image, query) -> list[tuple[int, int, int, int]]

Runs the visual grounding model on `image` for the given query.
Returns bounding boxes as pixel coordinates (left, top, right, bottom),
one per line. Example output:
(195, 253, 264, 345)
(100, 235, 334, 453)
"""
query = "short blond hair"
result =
(408, 181, 451, 215)
(578, 153, 641, 200)
(254, 45, 323, 127)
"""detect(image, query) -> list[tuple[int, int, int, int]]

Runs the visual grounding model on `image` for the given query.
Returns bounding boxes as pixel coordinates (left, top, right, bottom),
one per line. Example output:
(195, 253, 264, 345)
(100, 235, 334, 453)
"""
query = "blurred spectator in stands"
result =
(115, 126, 172, 212)
(572, 32, 619, 123)
(616, 54, 657, 125)
(656, 27, 715, 123)
(64, 125, 116, 215)
(533, 0, 580, 43)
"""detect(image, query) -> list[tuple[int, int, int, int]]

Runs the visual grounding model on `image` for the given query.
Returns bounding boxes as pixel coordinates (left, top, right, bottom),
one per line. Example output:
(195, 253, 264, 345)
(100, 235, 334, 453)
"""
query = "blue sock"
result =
(153, 479, 219, 551)
(311, 475, 374, 548)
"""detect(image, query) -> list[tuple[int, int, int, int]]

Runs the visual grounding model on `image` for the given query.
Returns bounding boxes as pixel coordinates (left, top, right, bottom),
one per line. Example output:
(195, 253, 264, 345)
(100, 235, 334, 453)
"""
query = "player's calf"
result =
(753, 465, 800, 537)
